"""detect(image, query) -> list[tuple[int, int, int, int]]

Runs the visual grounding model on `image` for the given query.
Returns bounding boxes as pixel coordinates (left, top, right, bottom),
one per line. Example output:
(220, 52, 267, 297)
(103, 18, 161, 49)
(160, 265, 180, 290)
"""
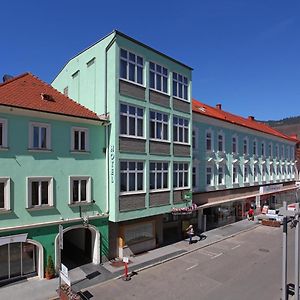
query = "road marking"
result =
(186, 264, 198, 271)
(231, 244, 241, 250)
(211, 253, 223, 259)
(199, 249, 219, 257)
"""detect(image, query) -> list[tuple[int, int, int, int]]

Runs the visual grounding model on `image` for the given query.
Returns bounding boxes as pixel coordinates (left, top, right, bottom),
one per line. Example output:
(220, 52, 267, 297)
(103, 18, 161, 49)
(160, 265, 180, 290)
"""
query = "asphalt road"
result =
(85, 225, 297, 300)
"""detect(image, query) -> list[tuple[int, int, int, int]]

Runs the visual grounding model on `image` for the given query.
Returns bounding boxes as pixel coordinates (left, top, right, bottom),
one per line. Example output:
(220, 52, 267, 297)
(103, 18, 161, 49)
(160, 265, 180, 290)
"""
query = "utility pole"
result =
(295, 203, 299, 300)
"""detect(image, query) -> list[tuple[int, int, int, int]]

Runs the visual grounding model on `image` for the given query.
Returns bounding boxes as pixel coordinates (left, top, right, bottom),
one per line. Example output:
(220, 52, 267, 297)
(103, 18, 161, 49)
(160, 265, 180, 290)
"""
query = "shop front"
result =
(0, 234, 43, 286)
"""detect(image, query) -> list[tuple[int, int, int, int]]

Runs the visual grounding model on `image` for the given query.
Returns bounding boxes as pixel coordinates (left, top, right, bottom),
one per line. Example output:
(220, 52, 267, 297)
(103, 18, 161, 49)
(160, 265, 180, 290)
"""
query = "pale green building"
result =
(0, 73, 109, 284)
(52, 31, 193, 257)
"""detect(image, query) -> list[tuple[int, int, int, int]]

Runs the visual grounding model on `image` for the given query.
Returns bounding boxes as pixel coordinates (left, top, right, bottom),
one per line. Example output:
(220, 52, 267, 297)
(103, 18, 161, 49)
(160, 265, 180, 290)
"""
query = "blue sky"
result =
(1, 0, 299, 120)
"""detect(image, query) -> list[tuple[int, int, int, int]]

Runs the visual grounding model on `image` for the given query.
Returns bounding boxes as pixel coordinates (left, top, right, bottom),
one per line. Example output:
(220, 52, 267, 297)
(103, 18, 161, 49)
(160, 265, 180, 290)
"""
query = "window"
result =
(0, 118, 8, 148)
(120, 161, 144, 193)
(120, 49, 143, 85)
(275, 144, 280, 158)
(243, 138, 249, 155)
(206, 166, 213, 186)
(71, 127, 89, 151)
(253, 140, 257, 156)
(232, 165, 238, 184)
(27, 177, 53, 208)
(192, 166, 196, 188)
(218, 132, 224, 152)
(150, 62, 168, 93)
(268, 143, 273, 157)
(69, 176, 91, 203)
(173, 116, 189, 143)
(254, 165, 258, 182)
(261, 142, 265, 157)
(172, 72, 188, 100)
(0, 177, 10, 210)
(281, 145, 285, 159)
(150, 162, 168, 190)
(192, 128, 198, 149)
(29, 122, 51, 150)
(206, 130, 213, 152)
(150, 111, 168, 141)
(243, 165, 249, 183)
(232, 136, 238, 154)
(173, 162, 189, 189)
(120, 104, 144, 137)
(218, 165, 225, 185)
(286, 146, 290, 160)
(291, 148, 295, 160)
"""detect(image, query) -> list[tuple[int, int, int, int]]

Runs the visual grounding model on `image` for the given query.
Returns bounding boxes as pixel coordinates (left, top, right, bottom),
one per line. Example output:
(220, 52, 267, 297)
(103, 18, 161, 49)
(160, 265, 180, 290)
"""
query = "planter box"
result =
(261, 219, 281, 227)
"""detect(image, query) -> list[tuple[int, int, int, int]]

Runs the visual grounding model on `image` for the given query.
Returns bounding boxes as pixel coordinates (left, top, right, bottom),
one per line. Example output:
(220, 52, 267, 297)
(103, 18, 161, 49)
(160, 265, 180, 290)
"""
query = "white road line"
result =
(211, 253, 223, 259)
(199, 249, 219, 257)
(231, 244, 241, 250)
(186, 264, 198, 271)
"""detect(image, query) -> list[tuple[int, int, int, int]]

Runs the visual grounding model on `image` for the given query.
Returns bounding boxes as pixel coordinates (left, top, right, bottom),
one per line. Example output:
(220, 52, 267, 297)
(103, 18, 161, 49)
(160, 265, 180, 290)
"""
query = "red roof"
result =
(192, 99, 298, 142)
(0, 73, 100, 121)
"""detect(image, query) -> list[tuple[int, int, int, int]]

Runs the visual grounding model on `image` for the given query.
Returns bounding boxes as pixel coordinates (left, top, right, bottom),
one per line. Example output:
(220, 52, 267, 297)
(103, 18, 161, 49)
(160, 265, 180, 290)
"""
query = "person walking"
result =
(186, 224, 194, 244)
(247, 207, 254, 221)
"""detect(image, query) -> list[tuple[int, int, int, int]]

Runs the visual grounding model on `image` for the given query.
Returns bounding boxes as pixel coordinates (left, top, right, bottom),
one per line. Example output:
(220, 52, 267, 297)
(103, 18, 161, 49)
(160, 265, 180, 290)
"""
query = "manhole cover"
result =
(258, 248, 270, 253)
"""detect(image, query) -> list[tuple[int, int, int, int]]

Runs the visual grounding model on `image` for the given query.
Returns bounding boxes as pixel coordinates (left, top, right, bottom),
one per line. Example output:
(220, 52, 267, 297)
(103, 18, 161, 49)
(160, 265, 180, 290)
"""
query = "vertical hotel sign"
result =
(110, 145, 115, 184)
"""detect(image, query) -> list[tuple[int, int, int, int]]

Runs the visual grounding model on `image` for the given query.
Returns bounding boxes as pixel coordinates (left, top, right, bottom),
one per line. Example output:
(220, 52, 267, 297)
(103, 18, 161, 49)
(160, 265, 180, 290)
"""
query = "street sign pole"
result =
(58, 225, 63, 298)
(282, 202, 288, 300)
(295, 203, 299, 300)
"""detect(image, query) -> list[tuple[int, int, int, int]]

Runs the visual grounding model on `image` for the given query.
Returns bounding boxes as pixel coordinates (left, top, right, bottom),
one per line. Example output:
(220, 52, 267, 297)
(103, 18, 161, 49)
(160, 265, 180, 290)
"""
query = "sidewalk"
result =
(0, 219, 260, 300)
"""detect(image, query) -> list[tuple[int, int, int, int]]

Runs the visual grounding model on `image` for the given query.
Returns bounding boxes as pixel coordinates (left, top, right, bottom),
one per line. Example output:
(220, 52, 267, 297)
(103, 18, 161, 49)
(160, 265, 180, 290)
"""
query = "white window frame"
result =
(243, 137, 249, 155)
(120, 161, 144, 194)
(243, 164, 249, 183)
(150, 162, 169, 191)
(253, 165, 258, 182)
(172, 72, 188, 101)
(173, 162, 189, 189)
(69, 176, 91, 204)
(217, 131, 225, 152)
(206, 129, 213, 152)
(26, 177, 53, 208)
(71, 127, 89, 152)
(232, 135, 238, 154)
(120, 48, 144, 85)
(149, 111, 169, 141)
(29, 122, 51, 150)
(232, 165, 238, 184)
(253, 139, 257, 156)
(206, 165, 214, 186)
(0, 118, 8, 148)
(0, 177, 10, 210)
(120, 103, 144, 138)
(218, 165, 225, 185)
(173, 116, 189, 144)
(149, 62, 168, 94)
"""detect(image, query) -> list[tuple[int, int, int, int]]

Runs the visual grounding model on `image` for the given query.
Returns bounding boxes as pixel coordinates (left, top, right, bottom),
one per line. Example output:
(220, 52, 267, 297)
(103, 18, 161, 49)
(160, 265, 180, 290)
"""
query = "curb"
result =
(82, 222, 261, 291)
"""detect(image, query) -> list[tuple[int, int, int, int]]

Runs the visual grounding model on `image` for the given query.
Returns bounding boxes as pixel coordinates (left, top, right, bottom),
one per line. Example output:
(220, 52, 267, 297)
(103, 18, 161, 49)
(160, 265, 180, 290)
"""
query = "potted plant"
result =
(45, 255, 55, 279)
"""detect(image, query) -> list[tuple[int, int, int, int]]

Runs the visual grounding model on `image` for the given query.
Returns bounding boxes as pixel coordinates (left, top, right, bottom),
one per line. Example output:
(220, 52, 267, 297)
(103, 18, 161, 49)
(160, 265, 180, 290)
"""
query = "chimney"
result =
(216, 103, 222, 110)
(248, 116, 255, 121)
(3, 74, 14, 83)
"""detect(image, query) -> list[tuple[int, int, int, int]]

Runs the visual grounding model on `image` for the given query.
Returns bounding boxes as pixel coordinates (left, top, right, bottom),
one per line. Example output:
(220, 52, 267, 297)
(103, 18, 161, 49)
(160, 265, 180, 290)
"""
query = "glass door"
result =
(9, 243, 22, 278)
(0, 245, 9, 281)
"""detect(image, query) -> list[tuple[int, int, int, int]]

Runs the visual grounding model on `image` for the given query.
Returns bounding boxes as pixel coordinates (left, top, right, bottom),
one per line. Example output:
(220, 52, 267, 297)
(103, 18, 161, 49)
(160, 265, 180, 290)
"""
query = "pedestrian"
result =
(247, 207, 254, 221)
(186, 224, 194, 244)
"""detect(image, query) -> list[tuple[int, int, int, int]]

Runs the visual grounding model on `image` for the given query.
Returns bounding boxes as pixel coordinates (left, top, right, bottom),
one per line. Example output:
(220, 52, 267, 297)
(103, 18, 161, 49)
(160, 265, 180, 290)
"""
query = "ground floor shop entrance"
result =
(61, 228, 92, 270)
(0, 242, 37, 286)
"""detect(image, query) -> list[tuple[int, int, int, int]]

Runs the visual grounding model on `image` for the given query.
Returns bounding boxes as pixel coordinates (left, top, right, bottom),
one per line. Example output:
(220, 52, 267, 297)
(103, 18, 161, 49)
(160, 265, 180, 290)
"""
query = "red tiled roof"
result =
(192, 99, 298, 142)
(0, 73, 100, 121)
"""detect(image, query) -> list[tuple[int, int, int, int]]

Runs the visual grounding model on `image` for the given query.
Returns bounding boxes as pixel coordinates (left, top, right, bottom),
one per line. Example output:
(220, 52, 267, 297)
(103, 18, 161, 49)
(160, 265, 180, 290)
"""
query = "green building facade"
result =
(52, 31, 194, 257)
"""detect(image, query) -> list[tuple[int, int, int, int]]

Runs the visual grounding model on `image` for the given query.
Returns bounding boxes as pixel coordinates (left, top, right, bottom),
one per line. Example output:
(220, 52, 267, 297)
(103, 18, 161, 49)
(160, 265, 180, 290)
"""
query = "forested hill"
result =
(262, 115, 300, 138)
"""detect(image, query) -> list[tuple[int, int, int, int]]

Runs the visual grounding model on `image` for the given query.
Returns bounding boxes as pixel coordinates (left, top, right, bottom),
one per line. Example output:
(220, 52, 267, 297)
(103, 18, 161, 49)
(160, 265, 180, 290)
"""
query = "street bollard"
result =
(122, 257, 131, 281)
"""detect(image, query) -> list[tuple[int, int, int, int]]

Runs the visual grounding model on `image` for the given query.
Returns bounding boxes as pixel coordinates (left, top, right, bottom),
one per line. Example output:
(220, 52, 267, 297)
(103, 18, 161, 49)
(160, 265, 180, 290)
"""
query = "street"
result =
(85, 225, 296, 300)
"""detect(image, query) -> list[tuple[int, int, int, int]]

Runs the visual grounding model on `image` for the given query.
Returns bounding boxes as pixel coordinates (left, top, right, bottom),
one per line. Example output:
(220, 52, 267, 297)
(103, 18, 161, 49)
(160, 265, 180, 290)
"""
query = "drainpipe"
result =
(104, 33, 117, 214)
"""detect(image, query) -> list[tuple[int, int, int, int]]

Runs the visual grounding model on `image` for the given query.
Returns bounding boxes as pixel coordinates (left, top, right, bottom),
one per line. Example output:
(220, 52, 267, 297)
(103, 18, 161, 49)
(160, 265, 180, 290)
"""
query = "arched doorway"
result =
(55, 225, 100, 271)
(0, 239, 42, 286)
